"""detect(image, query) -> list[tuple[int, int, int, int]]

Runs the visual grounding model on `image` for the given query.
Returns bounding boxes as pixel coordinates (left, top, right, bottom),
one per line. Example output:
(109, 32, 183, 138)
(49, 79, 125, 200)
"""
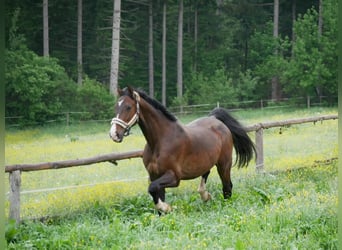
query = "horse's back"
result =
(185, 116, 231, 138)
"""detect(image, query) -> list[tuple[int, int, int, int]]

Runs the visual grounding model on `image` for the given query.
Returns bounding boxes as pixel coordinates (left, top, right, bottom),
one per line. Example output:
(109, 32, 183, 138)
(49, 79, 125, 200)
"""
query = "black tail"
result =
(209, 108, 256, 168)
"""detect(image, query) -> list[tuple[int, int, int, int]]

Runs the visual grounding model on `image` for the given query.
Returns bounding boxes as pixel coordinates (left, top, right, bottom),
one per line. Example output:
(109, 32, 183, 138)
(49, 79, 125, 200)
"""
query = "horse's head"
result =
(109, 87, 140, 142)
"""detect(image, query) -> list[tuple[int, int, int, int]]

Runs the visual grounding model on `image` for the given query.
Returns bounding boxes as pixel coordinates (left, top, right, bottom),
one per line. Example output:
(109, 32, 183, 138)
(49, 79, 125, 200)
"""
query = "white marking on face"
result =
(110, 115, 119, 141)
(118, 99, 124, 107)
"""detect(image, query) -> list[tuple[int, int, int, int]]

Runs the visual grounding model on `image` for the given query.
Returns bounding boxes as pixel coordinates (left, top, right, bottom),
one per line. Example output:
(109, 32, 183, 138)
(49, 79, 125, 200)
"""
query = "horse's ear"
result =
(133, 91, 140, 102)
(127, 86, 134, 96)
(117, 88, 123, 96)
(127, 86, 140, 101)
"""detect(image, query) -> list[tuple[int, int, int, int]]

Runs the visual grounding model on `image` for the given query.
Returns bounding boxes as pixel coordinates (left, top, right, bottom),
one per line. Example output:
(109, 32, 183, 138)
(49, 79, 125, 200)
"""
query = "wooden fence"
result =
(5, 114, 338, 223)
(169, 95, 337, 115)
(5, 95, 337, 128)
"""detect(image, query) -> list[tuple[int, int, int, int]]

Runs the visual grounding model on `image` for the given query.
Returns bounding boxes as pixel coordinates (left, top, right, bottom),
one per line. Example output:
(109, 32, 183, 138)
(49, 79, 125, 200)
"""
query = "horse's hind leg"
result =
(198, 171, 211, 202)
(217, 160, 233, 199)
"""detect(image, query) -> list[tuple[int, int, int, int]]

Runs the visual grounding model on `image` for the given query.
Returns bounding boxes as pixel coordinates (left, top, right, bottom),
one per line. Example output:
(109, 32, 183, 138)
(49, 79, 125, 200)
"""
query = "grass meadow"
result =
(5, 107, 338, 249)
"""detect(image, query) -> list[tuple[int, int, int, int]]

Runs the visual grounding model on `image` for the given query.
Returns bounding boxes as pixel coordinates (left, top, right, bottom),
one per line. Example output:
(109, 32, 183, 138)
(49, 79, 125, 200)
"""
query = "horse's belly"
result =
(179, 119, 230, 179)
(179, 152, 218, 179)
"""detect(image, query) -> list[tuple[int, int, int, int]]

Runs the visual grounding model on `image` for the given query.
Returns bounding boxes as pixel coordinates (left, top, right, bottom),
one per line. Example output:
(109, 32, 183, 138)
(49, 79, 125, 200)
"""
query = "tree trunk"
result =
(162, 0, 167, 106)
(291, 0, 296, 57)
(271, 0, 281, 101)
(177, 0, 183, 99)
(193, 2, 198, 72)
(318, 0, 323, 37)
(316, 0, 323, 98)
(148, 0, 154, 98)
(273, 0, 279, 38)
(110, 0, 121, 96)
(216, 0, 223, 15)
(43, 0, 49, 57)
(77, 0, 83, 86)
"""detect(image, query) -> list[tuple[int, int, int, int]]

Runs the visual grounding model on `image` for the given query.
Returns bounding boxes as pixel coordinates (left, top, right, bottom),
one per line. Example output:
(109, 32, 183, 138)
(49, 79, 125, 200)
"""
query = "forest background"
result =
(5, 0, 338, 125)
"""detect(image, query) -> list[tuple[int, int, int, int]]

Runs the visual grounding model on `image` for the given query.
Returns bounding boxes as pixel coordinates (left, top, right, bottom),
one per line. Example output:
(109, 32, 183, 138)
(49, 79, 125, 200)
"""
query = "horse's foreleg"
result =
(148, 170, 179, 213)
(198, 171, 211, 202)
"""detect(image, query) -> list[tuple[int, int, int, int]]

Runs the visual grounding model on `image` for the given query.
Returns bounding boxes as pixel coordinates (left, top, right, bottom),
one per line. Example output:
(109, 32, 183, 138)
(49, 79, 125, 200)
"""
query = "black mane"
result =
(123, 88, 177, 122)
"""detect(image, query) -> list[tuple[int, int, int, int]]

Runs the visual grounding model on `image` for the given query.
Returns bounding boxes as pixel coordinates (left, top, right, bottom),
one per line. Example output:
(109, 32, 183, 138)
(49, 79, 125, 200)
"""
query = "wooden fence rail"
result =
(5, 114, 338, 223)
(244, 114, 338, 172)
(5, 150, 144, 173)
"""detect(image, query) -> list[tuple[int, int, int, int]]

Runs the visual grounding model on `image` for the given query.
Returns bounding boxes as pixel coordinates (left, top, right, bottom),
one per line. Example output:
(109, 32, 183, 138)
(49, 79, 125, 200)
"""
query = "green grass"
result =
(5, 107, 338, 249)
(6, 162, 337, 249)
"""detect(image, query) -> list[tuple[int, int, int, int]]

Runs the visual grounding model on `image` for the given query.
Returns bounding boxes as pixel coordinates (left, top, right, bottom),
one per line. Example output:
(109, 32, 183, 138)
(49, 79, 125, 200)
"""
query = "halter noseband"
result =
(111, 91, 140, 136)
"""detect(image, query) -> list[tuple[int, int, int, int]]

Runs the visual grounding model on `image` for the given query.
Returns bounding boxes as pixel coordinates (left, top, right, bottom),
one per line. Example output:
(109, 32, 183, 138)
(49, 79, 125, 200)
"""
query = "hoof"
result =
(200, 191, 212, 202)
(155, 199, 172, 213)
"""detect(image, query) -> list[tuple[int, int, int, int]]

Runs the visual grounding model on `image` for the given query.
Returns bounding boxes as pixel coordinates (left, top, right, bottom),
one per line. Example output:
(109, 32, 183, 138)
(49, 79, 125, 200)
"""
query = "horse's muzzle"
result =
(109, 126, 124, 143)
(109, 132, 123, 143)
(109, 134, 122, 143)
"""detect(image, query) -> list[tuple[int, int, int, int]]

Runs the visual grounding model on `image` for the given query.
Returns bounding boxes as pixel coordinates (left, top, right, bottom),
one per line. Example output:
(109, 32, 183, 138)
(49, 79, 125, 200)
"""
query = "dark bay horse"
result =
(109, 87, 256, 213)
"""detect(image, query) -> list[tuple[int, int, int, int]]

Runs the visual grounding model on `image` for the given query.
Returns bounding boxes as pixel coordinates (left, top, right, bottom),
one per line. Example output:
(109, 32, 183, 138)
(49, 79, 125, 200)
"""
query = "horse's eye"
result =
(126, 106, 132, 111)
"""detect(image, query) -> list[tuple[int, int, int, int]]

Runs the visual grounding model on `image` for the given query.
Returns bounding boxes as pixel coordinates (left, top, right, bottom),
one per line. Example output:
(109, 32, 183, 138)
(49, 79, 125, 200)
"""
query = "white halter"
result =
(110, 91, 140, 135)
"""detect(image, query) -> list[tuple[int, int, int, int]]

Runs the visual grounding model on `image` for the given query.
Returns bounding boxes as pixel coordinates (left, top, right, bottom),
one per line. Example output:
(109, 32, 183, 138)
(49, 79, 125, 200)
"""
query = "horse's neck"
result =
(138, 102, 178, 150)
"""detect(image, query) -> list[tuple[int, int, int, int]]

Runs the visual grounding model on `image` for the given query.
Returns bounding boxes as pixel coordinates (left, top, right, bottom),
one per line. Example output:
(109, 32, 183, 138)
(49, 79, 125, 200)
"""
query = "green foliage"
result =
(284, 9, 323, 95)
(74, 77, 114, 120)
(5, 0, 338, 126)
(249, 26, 293, 99)
(184, 68, 259, 105)
(5, 47, 77, 125)
(5, 46, 114, 125)
(185, 69, 237, 105)
(5, 220, 18, 244)
(5, 8, 78, 125)
(283, 0, 337, 97)
(234, 70, 260, 101)
(248, 22, 277, 71)
(5, 8, 114, 125)
(7, 8, 26, 51)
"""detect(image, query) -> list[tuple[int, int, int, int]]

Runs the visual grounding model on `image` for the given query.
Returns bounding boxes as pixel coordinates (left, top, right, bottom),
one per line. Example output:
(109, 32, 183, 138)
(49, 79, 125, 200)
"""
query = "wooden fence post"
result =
(9, 170, 21, 223)
(255, 128, 264, 173)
